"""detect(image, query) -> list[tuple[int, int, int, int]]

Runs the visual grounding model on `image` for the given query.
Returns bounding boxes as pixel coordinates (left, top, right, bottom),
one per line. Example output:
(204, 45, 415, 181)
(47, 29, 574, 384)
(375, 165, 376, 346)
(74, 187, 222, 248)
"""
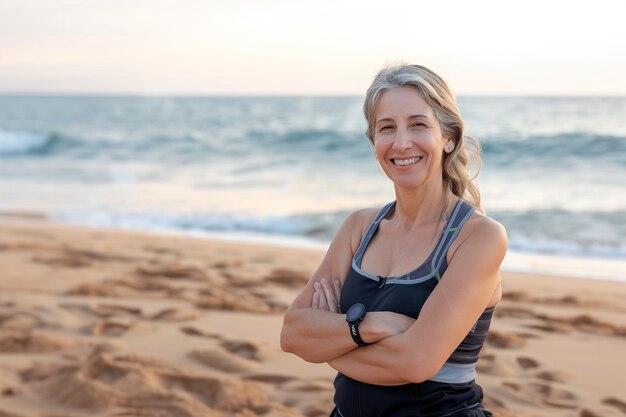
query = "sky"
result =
(1, 0, 625, 96)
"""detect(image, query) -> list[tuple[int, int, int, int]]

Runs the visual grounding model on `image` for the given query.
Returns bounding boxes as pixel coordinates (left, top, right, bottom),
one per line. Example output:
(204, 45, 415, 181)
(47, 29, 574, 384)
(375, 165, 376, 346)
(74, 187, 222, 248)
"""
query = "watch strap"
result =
(349, 320, 368, 346)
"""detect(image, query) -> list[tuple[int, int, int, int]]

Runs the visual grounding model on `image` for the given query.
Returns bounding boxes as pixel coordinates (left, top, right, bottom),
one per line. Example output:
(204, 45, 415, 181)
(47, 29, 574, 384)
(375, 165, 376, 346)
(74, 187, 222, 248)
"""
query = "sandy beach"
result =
(0, 216, 625, 417)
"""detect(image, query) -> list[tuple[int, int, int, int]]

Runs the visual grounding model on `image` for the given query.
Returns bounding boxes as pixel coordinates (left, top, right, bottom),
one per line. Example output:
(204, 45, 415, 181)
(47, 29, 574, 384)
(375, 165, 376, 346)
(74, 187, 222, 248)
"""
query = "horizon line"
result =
(1, 91, 626, 99)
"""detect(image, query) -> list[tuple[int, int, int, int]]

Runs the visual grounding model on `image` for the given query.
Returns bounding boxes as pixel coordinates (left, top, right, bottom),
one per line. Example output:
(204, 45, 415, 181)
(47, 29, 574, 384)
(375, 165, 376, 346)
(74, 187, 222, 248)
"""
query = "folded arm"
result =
(280, 209, 384, 363)
(327, 216, 507, 385)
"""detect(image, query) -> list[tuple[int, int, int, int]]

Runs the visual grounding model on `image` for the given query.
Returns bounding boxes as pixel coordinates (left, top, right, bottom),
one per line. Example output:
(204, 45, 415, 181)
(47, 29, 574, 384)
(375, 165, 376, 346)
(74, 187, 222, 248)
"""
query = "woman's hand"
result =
(311, 277, 415, 341)
(312, 277, 342, 313)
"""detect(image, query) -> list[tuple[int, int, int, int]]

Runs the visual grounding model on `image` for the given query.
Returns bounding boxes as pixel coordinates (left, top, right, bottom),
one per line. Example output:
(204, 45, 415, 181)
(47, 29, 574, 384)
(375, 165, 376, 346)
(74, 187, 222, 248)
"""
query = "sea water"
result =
(0, 95, 624, 280)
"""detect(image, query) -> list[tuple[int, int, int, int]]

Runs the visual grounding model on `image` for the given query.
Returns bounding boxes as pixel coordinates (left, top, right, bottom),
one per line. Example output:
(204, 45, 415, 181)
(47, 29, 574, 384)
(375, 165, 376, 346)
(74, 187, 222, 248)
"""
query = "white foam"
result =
(48, 210, 626, 283)
(0, 129, 49, 155)
(502, 251, 626, 283)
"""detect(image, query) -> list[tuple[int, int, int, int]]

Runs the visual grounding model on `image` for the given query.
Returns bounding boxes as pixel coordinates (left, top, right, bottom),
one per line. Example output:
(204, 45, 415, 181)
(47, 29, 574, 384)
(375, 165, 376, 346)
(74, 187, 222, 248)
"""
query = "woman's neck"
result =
(392, 180, 452, 231)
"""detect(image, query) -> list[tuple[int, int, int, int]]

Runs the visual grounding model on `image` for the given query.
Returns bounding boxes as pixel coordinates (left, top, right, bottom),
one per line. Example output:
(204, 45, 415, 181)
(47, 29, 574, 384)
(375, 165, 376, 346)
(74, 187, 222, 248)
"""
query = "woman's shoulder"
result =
(442, 200, 508, 281)
(347, 206, 381, 226)
(459, 204, 508, 252)
(339, 205, 389, 251)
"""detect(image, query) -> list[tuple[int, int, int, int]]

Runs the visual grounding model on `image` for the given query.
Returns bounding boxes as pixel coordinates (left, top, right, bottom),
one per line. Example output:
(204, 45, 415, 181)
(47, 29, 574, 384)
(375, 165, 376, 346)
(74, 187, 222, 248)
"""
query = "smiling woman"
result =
(281, 64, 506, 417)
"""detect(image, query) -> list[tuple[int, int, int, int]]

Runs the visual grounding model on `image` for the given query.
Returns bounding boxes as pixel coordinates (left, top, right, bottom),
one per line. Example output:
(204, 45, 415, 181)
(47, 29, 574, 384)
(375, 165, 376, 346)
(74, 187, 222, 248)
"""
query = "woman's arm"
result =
(326, 216, 507, 384)
(280, 209, 389, 363)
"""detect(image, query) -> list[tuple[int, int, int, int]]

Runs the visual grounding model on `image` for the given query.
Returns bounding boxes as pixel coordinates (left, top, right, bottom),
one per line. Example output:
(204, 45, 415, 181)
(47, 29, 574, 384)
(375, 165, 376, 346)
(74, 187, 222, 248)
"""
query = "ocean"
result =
(1, 95, 625, 280)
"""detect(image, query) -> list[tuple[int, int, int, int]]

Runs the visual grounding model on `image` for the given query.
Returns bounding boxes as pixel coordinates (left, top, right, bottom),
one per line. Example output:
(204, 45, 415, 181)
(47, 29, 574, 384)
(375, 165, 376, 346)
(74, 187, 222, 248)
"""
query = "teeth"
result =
(393, 156, 422, 166)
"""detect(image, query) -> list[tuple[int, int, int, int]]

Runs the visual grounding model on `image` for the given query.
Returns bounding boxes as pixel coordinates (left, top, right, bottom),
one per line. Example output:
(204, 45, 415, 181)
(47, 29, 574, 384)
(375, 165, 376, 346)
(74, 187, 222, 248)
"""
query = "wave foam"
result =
(0, 129, 52, 156)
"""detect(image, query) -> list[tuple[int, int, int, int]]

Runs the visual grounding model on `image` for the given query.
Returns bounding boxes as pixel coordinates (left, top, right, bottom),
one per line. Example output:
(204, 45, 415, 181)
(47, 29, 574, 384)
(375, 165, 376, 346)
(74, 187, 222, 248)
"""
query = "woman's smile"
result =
(392, 156, 423, 166)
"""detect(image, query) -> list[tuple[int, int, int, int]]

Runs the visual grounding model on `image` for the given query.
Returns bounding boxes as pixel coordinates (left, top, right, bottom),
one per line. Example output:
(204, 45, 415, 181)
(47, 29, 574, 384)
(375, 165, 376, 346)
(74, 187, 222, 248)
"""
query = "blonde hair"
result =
(364, 64, 483, 214)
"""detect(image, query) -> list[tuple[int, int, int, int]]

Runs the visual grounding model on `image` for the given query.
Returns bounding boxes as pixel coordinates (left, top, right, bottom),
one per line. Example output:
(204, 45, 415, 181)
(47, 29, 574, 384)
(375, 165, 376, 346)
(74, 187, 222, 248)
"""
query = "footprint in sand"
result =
(493, 306, 538, 319)
(579, 409, 604, 417)
(281, 379, 333, 393)
(150, 308, 202, 322)
(476, 355, 517, 377)
(83, 318, 157, 337)
(189, 349, 259, 373)
(66, 283, 117, 297)
(516, 356, 540, 370)
(67, 278, 180, 298)
(0, 368, 21, 398)
(211, 260, 243, 270)
(563, 315, 626, 336)
(535, 369, 579, 383)
(60, 303, 143, 319)
(179, 326, 222, 339)
(485, 329, 528, 349)
(524, 323, 575, 334)
(264, 269, 310, 289)
(602, 397, 626, 414)
(243, 374, 296, 384)
(0, 311, 46, 332)
(0, 329, 78, 353)
(134, 264, 207, 281)
(94, 304, 143, 317)
(32, 254, 91, 268)
(501, 381, 520, 391)
(502, 290, 531, 302)
(525, 313, 626, 337)
(504, 290, 602, 308)
(85, 320, 133, 337)
(525, 382, 579, 409)
(219, 339, 278, 362)
(194, 291, 275, 314)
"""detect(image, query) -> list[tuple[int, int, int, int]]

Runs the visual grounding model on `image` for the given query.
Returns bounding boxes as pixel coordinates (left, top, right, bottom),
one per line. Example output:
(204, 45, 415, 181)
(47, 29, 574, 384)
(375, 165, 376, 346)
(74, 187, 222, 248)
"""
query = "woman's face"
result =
(373, 86, 452, 191)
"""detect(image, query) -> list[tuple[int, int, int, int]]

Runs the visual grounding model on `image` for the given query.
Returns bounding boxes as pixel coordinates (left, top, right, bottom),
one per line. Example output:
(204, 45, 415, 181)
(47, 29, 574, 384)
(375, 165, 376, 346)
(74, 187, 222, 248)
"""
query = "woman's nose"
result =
(393, 128, 413, 150)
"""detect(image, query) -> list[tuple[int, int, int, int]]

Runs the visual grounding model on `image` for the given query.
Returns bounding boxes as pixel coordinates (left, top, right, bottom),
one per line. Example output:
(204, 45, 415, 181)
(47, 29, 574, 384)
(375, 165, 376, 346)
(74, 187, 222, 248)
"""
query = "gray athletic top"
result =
(341, 198, 495, 383)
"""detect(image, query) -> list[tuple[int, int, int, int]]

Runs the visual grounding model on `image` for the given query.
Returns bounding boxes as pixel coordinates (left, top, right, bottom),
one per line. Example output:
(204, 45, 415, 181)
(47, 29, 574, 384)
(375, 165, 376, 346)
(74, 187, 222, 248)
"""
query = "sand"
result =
(0, 216, 625, 417)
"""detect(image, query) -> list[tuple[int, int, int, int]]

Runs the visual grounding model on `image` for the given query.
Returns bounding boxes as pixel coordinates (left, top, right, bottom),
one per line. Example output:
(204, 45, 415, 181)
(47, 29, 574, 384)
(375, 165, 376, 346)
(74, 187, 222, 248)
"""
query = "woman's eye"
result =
(380, 125, 393, 131)
(412, 123, 426, 128)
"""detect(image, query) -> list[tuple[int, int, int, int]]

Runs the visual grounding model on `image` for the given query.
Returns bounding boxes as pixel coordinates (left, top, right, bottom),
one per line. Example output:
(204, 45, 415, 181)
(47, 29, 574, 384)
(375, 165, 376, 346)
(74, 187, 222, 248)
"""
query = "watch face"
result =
(346, 303, 365, 322)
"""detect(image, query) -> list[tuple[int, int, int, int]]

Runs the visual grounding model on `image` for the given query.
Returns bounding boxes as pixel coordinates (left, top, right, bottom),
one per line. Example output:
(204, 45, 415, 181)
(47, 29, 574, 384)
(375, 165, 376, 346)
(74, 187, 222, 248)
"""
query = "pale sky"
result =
(1, 0, 625, 95)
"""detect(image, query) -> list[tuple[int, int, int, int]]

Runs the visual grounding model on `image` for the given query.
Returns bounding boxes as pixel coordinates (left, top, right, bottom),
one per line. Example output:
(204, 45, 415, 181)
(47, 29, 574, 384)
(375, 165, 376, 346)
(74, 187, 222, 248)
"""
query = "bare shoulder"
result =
(466, 211, 507, 242)
(339, 207, 381, 250)
(449, 209, 508, 262)
(348, 207, 380, 231)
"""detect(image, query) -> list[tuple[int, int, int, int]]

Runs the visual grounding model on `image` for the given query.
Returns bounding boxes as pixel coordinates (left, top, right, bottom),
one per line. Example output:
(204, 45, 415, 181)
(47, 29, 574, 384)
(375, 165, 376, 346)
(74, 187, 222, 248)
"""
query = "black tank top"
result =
(333, 199, 496, 417)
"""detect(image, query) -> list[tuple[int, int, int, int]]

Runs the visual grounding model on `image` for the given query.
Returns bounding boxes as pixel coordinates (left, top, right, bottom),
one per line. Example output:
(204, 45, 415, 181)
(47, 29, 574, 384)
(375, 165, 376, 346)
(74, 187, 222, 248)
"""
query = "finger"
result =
(320, 278, 337, 313)
(315, 282, 329, 310)
(312, 291, 320, 309)
(333, 279, 342, 309)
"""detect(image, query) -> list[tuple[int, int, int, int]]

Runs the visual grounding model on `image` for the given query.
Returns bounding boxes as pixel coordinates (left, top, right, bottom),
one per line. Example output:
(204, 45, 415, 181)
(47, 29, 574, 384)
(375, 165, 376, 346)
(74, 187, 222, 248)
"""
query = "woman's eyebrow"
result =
(376, 114, 430, 124)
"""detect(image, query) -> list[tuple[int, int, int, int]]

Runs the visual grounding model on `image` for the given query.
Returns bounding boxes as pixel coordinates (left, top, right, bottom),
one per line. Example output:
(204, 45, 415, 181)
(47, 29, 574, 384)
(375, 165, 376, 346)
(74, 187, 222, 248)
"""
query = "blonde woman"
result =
(281, 64, 506, 417)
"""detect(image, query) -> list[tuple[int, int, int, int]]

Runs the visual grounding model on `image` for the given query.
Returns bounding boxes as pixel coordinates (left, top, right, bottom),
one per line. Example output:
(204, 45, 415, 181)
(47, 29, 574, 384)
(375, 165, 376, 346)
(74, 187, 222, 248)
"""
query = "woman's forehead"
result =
(375, 86, 434, 121)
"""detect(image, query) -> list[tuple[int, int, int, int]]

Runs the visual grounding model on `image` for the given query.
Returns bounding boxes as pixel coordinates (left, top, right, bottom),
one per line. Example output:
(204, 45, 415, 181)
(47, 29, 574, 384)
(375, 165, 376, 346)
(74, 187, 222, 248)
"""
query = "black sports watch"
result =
(346, 303, 368, 347)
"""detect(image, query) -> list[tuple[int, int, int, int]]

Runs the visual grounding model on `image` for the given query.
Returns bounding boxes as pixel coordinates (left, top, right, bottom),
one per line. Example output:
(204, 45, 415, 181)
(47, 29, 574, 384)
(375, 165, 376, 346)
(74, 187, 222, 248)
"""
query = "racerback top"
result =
(332, 199, 496, 416)
(340, 198, 495, 382)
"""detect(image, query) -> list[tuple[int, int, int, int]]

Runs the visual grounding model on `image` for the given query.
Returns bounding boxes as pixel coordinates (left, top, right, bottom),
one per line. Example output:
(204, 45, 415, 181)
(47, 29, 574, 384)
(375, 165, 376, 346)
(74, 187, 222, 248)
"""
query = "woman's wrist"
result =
(358, 312, 389, 344)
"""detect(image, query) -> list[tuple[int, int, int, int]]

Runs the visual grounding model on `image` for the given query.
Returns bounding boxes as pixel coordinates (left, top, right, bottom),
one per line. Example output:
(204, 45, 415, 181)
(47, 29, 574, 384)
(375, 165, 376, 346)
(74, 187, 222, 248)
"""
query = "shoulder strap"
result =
(353, 201, 396, 266)
(431, 200, 476, 279)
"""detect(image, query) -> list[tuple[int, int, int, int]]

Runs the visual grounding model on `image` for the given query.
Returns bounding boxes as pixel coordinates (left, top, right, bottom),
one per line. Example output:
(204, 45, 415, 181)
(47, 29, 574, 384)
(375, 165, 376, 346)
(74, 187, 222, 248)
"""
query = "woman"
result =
(280, 64, 506, 417)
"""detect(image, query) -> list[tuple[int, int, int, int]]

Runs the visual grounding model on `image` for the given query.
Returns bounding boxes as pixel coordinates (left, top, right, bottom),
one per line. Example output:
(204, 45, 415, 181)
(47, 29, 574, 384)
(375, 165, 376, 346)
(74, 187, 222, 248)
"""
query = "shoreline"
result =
(2, 212, 624, 284)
